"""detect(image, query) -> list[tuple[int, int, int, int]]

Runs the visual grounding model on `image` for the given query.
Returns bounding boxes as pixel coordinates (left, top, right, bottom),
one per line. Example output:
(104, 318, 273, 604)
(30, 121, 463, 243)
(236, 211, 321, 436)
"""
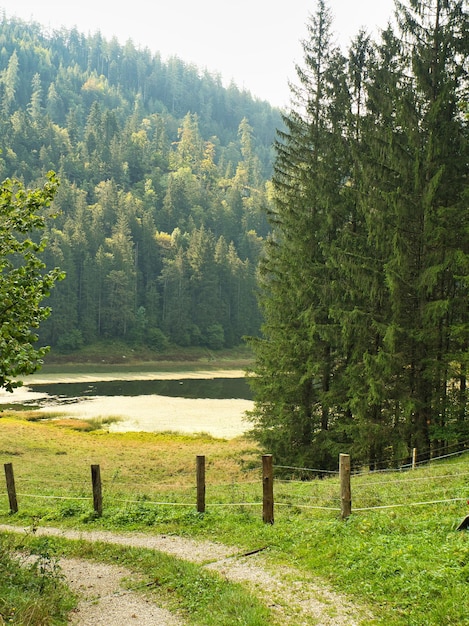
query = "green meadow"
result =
(1, 412, 469, 624)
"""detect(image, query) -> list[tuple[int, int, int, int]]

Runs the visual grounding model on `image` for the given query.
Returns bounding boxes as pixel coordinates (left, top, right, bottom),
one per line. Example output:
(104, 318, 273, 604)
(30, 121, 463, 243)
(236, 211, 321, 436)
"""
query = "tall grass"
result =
(1, 412, 469, 624)
(0, 533, 75, 625)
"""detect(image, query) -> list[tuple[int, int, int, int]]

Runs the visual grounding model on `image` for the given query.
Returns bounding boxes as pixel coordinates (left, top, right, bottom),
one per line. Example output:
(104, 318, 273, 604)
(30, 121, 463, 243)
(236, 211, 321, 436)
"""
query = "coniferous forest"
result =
(248, 0, 469, 470)
(0, 15, 280, 352)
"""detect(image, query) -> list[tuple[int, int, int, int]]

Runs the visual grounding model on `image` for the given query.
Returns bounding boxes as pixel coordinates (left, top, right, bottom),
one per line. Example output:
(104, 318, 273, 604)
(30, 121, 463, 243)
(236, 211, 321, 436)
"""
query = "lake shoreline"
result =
(23, 368, 248, 385)
(3, 368, 254, 439)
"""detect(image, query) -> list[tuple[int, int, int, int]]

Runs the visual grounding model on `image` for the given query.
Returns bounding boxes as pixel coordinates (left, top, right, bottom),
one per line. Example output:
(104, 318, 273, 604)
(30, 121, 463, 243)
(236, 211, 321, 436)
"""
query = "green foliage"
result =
(205, 323, 225, 350)
(56, 328, 84, 353)
(0, 534, 75, 625)
(147, 327, 169, 352)
(0, 172, 64, 391)
(0, 16, 275, 354)
(248, 0, 469, 469)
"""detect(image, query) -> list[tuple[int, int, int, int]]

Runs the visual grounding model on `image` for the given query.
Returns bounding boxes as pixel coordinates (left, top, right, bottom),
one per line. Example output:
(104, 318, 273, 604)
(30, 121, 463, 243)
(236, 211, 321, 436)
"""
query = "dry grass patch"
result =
(0, 412, 261, 505)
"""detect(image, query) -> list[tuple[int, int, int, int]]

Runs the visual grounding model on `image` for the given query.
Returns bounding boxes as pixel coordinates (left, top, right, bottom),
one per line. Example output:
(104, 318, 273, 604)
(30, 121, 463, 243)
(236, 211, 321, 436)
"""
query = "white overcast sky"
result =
(0, 1, 396, 107)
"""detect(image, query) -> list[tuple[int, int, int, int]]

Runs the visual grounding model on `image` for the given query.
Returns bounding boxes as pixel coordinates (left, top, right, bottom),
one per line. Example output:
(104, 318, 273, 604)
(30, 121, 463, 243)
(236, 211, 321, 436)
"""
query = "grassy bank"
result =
(1, 412, 469, 624)
(41, 342, 254, 372)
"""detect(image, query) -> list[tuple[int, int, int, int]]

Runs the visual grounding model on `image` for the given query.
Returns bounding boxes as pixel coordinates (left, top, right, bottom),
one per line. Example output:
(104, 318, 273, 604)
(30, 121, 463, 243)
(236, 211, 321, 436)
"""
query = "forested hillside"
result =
(0, 16, 281, 352)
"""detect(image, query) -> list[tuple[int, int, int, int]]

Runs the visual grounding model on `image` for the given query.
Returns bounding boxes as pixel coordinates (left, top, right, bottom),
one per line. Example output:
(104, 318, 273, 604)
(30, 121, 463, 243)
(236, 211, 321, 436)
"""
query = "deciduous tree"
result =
(0, 172, 64, 391)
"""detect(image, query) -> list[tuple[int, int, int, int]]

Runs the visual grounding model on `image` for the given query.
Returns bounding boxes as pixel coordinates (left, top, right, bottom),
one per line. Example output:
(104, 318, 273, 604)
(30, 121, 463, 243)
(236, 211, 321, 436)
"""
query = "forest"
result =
(248, 0, 469, 470)
(0, 15, 281, 352)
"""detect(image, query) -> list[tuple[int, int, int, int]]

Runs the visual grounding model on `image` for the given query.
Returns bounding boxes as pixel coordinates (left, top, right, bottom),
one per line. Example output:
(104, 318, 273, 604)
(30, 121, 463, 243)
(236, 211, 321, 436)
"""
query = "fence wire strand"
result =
(353, 497, 466, 511)
(4, 451, 469, 517)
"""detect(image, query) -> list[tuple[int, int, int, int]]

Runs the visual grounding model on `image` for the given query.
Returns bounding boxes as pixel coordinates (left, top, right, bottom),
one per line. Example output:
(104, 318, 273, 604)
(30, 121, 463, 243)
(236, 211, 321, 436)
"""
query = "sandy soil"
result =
(42, 394, 253, 438)
(22, 368, 248, 384)
(1, 524, 371, 626)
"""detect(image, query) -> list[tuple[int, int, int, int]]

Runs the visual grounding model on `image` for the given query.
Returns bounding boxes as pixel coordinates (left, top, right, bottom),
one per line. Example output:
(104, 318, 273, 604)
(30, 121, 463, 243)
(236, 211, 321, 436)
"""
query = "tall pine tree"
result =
(247, 0, 351, 470)
(248, 0, 469, 470)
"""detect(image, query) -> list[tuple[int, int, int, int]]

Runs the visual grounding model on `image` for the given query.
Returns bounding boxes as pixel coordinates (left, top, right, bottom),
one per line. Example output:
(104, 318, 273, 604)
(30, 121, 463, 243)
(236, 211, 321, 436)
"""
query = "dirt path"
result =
(61, 557, 183, 625)
(0, 524, 371, 625)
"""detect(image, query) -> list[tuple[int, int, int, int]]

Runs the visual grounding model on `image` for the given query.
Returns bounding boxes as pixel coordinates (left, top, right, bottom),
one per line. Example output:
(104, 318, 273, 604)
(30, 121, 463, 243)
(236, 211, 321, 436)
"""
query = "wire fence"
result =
(2, 448, 469, 522)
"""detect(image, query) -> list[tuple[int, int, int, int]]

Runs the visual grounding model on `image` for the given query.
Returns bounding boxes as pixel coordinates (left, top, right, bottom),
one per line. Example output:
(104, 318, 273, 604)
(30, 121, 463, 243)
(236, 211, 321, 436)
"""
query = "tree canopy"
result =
(0, 172, 64, 391)
(0, 16, 278, 352)
(248, 0, 469, 470)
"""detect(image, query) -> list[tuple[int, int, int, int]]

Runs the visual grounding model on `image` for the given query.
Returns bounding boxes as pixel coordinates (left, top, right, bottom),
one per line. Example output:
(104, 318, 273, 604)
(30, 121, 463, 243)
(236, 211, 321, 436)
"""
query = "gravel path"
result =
(62, 557, 183, 625)
(0, 524, 371, 625)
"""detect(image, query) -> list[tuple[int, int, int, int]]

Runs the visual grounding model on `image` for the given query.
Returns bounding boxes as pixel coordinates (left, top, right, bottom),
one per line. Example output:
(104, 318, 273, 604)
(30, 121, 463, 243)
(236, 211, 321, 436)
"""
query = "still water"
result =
(27, 377, 253, 402)
(2, 375, 254, 439)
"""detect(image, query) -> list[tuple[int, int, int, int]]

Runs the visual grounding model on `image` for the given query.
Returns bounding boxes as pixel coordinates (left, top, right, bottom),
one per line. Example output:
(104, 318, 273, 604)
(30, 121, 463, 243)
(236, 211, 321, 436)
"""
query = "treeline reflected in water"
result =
(29, 378, 253, 403)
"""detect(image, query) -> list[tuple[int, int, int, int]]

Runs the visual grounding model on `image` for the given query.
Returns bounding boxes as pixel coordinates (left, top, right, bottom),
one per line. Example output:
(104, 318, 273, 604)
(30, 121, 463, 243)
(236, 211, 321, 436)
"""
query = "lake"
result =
(0, 370, 255, 439)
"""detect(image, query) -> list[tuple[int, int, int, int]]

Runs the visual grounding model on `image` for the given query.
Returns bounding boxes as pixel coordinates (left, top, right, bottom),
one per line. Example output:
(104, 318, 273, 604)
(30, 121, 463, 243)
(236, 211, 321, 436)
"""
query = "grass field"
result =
(1, 411, 469, 624)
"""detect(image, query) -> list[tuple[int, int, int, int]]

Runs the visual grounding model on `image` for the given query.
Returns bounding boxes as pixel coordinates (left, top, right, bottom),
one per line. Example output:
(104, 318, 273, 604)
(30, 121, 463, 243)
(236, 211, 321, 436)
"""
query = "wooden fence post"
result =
(262, 454, 274, 524)
(412, 447, 417, 470)
(196, 455, 206, 513)
(4, 463, 18, 513)
(339, 453, 351, 520)
(91, 464, 102, 517)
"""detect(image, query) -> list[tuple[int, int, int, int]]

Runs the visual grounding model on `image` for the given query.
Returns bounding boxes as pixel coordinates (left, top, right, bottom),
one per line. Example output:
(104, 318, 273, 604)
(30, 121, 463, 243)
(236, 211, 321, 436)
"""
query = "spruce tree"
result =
(247, 0, 351, 470)
(358, 0, 469, 459)
(327, 31, 400, 469)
